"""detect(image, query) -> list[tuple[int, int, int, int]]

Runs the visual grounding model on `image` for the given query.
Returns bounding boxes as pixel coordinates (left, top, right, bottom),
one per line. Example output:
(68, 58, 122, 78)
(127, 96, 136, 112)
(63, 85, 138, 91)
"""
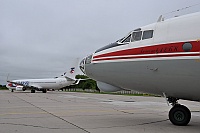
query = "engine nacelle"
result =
(16, 86, 24, 91)
(97, 81, 122, 92)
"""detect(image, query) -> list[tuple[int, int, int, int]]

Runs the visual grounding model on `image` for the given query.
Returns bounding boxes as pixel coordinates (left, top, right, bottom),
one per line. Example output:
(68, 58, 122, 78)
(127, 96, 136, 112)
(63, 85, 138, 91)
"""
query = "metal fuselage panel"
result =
(85, 59, 200, 101)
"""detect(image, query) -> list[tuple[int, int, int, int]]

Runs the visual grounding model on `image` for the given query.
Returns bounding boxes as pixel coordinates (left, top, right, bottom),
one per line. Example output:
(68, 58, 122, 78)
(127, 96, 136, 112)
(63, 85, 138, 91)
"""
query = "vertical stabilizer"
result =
(63, 58, 79, 80)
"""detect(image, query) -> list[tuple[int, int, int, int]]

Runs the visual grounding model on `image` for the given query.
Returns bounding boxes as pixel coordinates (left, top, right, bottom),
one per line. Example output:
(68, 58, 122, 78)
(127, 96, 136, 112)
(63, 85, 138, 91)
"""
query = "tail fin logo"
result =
(70, 67, 75, 74)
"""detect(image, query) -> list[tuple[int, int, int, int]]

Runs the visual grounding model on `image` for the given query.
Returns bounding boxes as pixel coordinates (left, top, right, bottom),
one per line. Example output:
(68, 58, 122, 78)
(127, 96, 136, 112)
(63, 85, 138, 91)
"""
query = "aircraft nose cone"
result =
(80, 54, 93, 74)
(79, 58, 86, 74)
(6, 84, 9, 88)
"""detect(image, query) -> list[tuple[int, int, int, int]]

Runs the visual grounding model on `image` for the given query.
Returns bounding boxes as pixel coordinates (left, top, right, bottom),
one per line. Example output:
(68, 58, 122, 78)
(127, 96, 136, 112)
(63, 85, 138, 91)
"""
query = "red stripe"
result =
(93, 53, 200, 62)
(93, 41, 200, 59)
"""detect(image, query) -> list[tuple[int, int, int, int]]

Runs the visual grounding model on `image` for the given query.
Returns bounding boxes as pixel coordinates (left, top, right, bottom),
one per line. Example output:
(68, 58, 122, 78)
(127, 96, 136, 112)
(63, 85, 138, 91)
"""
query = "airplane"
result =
(6, 59, 82, 93)
(79, 12, 200, 126)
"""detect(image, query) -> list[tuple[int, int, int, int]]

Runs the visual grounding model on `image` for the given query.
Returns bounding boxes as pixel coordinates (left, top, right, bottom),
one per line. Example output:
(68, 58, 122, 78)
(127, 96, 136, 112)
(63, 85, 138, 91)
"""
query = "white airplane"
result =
(6, 60, 82, 93)
(80, 12, 200, 126)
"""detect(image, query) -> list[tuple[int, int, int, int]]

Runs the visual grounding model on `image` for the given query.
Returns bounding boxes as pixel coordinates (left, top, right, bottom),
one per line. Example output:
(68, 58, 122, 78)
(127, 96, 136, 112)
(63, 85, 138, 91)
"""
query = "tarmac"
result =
(0, 90, 200, 133)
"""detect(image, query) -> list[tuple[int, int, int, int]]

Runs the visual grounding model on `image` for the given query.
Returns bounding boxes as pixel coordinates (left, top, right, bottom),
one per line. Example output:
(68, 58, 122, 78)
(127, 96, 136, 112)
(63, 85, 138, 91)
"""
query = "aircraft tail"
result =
(62, 58, 79, 80)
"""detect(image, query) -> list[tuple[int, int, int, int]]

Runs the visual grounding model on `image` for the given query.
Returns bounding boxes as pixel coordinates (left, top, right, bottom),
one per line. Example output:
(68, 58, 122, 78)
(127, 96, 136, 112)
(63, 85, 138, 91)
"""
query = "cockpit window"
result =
(79, 58, 85, 74)
(95, 42, 124, 53)
(85, 54, 92, 64)
(95, 29, 154, 53)
(131, 31, 142, 42)
(142, 30, 153, 40)
(121, 34, 131, 43)
(116, 37, 124, 42)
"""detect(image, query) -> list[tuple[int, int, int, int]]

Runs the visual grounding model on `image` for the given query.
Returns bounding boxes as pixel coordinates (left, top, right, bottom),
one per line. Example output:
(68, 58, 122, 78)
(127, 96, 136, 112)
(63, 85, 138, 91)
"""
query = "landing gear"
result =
(31, 89, 35, 93)
(167, 97, 191, 126)
(169, 104, 191, 126)
(11, 89, 14, 92)
(42, 89, 47, 93)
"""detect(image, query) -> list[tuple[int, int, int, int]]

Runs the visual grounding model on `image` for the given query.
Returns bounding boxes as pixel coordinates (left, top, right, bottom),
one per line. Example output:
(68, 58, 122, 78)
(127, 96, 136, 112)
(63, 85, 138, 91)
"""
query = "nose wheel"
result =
(168, 98, 191, 126)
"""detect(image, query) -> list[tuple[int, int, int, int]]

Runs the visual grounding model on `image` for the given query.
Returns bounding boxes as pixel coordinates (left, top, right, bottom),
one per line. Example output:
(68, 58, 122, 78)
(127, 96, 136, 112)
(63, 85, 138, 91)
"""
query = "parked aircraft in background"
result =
(6, 59, 81, 93)
(80, 12, 200, 126)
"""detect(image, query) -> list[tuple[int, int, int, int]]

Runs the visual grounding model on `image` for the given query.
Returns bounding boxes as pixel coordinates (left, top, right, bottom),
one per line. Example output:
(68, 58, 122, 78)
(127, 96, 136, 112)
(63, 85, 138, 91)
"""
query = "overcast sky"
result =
(0, 0, 200, 85)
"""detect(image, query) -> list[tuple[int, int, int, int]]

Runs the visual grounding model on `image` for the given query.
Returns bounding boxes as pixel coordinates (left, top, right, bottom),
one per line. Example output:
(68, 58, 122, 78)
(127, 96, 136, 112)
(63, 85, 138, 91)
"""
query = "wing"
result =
(74, 78, 91, 85)
(27, 84, 42, 90)
(64, 76, 76, 81)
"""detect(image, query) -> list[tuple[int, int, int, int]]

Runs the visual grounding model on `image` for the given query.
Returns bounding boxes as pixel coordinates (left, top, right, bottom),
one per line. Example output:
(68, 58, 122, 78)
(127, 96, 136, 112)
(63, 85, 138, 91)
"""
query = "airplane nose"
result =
(6, 83, 13, 88)
(79, 58, 86, 74)
(80, 54, 93, 74)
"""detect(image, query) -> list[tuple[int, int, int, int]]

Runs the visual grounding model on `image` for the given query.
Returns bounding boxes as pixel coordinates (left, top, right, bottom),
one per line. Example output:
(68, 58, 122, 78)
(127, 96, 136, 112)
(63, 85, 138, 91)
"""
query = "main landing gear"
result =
(167, 97, 191, 126)
(31, 89, 35, 93)
(30, 89, 47, 93)
(42, 89, 47, 93)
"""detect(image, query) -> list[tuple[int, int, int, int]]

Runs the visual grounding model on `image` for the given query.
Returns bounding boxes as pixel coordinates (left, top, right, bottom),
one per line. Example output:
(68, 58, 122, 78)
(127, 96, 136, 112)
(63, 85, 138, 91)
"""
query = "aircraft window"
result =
(116, 37, 124, 42)
(122, 34, 131, 43)
(85, 54, 92, 64)
(131, 31, 142, 42)
(134, 28, 141, 31)
(142, 30, 153, 40)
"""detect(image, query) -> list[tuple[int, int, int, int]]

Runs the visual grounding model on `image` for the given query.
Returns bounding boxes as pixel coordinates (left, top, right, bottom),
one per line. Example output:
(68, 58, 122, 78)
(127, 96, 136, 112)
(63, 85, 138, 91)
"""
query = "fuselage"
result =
(80, 12, 200, 101)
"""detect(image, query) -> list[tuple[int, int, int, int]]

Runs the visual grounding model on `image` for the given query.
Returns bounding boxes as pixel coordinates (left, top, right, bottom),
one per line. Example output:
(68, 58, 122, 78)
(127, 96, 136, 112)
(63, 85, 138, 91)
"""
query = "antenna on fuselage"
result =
(157, 15, 164, 22)
(158, 3, 200, 21)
